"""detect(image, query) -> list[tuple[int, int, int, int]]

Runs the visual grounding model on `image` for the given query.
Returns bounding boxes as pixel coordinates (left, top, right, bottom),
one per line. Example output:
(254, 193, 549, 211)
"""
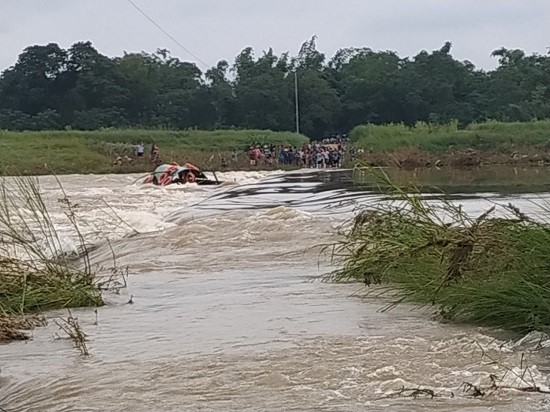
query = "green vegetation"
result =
(349, 120, 550, 153)
(329, 171, 550, 334)
(0, 176, 116, 340)
(1, 38, 549, 137)
(0, 129, 308, 175)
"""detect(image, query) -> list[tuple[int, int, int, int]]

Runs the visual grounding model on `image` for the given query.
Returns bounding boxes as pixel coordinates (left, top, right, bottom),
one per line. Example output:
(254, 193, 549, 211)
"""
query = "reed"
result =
(0, 176, 112, 340)
(328, 168, 550, 334)
(55, 309, 89, 355)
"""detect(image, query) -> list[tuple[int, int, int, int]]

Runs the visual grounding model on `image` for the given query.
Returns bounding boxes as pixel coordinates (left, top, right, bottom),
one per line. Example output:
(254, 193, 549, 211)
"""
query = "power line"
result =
(126, 0, 210, 69)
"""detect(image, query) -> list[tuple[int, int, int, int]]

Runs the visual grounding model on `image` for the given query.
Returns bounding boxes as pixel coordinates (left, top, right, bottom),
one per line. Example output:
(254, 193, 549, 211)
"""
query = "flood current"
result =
(1, 169, 550, 411)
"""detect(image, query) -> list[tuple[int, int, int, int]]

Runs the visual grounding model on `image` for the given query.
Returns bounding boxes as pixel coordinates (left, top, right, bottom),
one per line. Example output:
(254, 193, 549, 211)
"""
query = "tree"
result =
(117, 52, 160, 124)
(398, 43, 482, 125)
(297, 36, 325, 71)
(295, 69, 341, 137)
(339, 50, 404, 128)
(206, 60, 234, 127)
(0, 43, 67, 115)
(1, 40, 549, 133)
(487, 48, 550, 121)
(153, 52, 210, 128)
(231, 48, 294, 131)
(62, 41, 129, 127)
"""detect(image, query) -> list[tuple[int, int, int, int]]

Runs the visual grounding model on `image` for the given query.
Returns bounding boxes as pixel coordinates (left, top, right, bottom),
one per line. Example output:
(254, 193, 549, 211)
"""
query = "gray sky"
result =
(1, 0, 549, 73)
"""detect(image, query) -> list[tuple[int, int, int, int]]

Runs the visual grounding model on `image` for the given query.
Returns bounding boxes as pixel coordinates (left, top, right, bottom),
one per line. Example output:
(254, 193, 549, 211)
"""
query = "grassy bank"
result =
(329, 171, 550, 334)
(0, 176, 111, 341)
(350, 120, 550, 153)
(0, 129, 308, 175)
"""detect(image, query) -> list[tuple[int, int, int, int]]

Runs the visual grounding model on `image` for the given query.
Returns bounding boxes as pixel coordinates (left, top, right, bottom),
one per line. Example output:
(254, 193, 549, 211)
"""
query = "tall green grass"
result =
(328, 170, 550, 334)
(349, 120, 550, 153)
(0, 129, 308, 175)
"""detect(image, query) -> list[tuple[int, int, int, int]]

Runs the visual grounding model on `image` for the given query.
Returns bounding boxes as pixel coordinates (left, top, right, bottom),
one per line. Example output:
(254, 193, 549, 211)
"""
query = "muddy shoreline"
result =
(356, 147, 550, 169)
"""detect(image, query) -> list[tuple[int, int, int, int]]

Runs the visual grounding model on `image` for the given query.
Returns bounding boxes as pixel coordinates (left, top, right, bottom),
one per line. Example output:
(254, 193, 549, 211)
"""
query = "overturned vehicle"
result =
(143, 163, 222, 186)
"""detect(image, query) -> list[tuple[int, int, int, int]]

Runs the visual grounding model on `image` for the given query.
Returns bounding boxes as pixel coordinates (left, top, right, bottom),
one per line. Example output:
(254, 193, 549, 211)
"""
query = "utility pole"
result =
(294, 70, 300, 134)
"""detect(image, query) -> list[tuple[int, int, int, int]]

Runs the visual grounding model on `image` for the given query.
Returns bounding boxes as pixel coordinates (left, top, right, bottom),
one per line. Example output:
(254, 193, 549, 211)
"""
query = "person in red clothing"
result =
(150, 143, 160, 163)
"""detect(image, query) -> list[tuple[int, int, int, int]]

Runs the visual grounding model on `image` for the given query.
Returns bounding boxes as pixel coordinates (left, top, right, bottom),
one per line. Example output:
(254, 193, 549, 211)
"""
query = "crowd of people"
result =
(321, 133, 349, 145)
(245, 137, 353, 169)
(124, 133, 356, 169)
(241, 133, 352, 168)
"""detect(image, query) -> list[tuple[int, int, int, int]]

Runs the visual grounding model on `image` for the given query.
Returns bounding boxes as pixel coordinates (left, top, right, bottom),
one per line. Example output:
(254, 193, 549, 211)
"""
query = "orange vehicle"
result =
(143, 163, 221, 186)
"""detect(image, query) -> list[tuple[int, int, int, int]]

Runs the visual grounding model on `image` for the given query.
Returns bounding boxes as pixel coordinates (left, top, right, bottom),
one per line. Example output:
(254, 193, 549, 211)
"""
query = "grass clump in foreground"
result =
(328, 170, 550, 334)
(0, 176, 115, 342)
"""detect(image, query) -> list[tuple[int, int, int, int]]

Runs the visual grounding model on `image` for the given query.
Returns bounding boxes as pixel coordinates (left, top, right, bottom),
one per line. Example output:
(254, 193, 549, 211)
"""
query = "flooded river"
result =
(1, 169, 550, 411)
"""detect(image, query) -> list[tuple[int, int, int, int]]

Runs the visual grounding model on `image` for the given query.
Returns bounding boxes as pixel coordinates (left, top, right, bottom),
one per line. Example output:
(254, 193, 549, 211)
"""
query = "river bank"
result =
(357, 146, 550, 169)
(3, 122, 550, 176)
(350, 120, 550, 170)
(0, 129, 308, 175)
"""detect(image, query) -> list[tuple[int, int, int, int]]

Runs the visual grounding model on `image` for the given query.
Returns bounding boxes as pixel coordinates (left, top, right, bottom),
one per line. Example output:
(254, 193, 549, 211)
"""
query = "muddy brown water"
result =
(1, 169, 550, 411)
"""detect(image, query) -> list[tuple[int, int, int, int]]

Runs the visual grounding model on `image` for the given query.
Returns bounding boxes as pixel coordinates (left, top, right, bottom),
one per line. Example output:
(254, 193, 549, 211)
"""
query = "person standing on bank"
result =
(135, 142, 145, 160)
(151, 143, 160, 163)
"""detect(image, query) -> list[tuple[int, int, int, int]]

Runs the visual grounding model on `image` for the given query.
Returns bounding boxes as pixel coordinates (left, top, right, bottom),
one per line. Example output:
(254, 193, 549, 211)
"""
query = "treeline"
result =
(1, 37, 549, 137)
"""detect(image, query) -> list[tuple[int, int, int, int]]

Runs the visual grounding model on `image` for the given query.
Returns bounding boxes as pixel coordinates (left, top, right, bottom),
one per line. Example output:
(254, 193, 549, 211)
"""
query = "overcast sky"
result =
(1, 0, 549, 73)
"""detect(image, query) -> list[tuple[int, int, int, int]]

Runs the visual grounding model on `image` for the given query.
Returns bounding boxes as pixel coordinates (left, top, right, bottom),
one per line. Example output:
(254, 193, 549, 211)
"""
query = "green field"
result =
(350, 120, 550, 153)
(0, 129, 309, 175)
